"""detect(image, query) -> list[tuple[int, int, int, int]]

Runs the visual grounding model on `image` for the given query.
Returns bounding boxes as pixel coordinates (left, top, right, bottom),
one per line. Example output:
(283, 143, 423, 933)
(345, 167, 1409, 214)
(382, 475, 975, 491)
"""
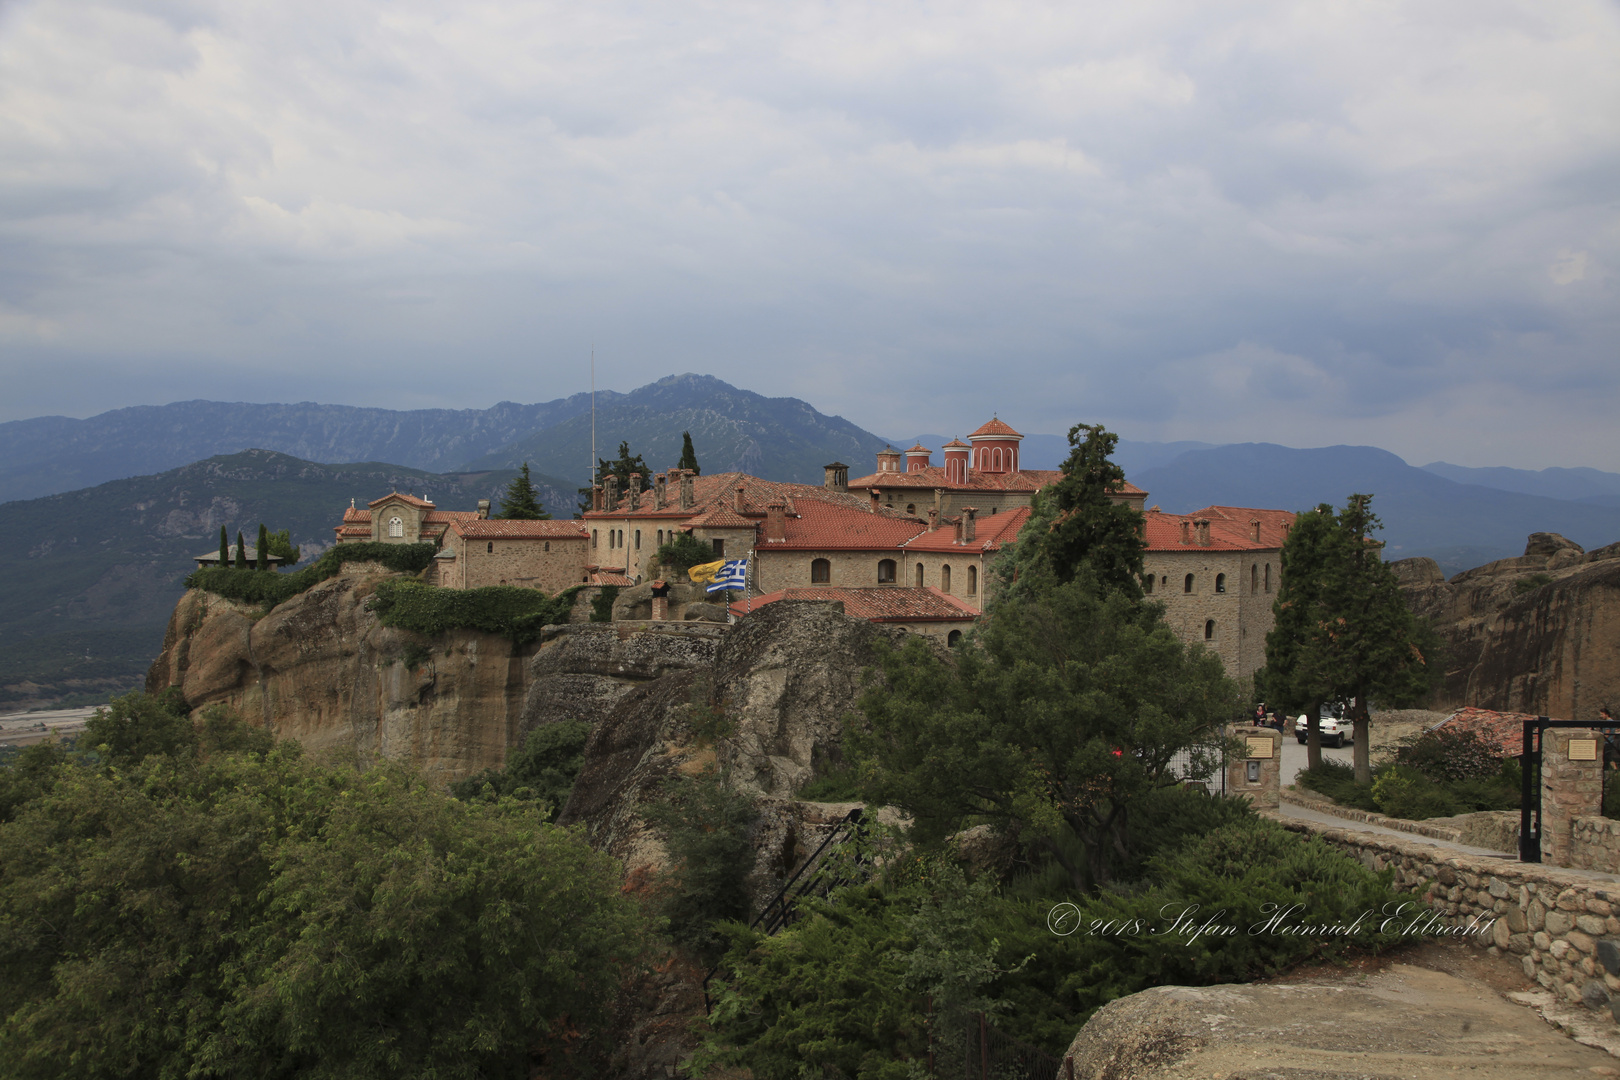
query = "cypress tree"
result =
(219, 526, 229, 568)
(498, 463, 549, 520)
(678, 431, 701, 476)
(235, 532, 247, 569)
(257, 524, 270, 571)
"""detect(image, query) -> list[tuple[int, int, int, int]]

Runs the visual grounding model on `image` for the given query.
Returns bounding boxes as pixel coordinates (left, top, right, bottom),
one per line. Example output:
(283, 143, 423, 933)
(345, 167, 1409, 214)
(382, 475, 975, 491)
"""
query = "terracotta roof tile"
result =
(905, 443, 931, 453)
(969, 417, 1022, 438)
(588, 570, 635, 586)
(423, 511, 480, 524)
(1431, 707, 1568, 757)
(768, 498, 927, 550)
(733, 586, 979, 622)
(584, 471, 918, 523)
(684, 505, 759, 530)
(1144, 505, 1296, 552)
(369, 492, 435, 509)
(942, 439, 969, 448)
(901, 506, 1031, 553)
(452, 519, 589, 539)
(845, 465, 1068, 492)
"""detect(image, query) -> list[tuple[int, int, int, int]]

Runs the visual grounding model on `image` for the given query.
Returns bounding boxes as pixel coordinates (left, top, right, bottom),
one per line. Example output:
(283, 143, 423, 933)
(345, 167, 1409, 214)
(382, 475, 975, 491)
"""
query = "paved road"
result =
(0, 706, 98, 747)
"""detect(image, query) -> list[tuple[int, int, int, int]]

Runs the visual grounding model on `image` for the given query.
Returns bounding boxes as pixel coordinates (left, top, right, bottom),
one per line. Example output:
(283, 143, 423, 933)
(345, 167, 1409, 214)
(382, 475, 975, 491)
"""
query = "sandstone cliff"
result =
(146, 568, 536, 785)
(1394, 533, 1620, 719)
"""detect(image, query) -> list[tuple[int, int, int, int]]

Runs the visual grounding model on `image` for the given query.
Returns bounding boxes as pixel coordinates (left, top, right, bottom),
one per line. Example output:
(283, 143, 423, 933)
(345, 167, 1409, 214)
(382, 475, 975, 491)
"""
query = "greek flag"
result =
(706, 559, 748, 594)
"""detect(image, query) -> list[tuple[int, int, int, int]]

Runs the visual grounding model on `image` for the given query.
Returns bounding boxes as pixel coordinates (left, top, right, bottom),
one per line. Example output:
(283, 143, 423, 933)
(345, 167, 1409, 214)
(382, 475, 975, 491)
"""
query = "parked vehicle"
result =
(1295, 705, 1354, 748)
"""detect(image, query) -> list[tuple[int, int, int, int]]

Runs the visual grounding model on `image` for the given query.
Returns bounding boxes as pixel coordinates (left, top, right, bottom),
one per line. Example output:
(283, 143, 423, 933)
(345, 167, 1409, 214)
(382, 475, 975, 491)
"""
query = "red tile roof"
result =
(683, 505, 759, 530)
(1430, 707, 1567, 757)
(369, 492, 435, 509)
(765, 497, 928, 550)
(588, 570, 635, 586)
(423, 511, 480, 524)
(733, 586, 979, 622)
(452, 519, 588, 539)
(905, 443, 930, 453)
(901, 506, 1031, 553)
(942, 438, 969, 449)
(1143, 505, 1296, 552)
(969, 417, 1022, 438)
(845, 465, 1072, 492)
(584, 471, 918, 523)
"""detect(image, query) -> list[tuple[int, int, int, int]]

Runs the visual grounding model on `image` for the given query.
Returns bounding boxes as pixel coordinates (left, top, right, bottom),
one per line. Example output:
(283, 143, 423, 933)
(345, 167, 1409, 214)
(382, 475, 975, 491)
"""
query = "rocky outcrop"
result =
(146, 568, 537, 785)
(1395, 533, 1620, 719)
(1063, 963, 1619, 1079)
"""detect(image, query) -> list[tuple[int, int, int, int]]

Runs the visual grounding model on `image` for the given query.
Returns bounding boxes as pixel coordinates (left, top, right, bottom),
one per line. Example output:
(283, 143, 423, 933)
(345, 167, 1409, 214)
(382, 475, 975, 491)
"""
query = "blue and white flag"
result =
(706, 558, 748, 594)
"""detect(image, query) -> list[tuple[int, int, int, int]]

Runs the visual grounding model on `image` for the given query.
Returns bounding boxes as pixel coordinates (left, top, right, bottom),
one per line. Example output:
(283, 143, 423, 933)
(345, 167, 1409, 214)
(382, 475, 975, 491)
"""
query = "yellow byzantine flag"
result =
(688, 560, 726, 584)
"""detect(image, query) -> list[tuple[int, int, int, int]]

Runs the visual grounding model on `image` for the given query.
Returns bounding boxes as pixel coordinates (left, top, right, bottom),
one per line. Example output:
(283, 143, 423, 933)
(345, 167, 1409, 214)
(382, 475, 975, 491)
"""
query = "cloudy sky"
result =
(1, 0, 1616, 468)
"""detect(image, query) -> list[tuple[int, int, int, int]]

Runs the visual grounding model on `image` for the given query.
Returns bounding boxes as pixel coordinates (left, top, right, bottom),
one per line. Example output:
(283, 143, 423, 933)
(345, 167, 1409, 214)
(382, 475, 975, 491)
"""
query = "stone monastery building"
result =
(335, 418, 1293, 677)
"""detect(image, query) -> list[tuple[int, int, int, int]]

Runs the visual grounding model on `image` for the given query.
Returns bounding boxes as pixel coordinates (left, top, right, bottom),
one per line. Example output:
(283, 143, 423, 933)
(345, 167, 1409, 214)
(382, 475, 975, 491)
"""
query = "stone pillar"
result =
(1227, 726, 1281, 808)
(1542, 727, 1603, 867)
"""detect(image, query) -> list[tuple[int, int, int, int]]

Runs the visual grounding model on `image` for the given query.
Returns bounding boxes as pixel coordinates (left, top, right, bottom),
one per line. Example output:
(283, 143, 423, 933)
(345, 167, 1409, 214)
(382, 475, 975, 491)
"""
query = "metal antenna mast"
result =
(590, 347, 596, 486)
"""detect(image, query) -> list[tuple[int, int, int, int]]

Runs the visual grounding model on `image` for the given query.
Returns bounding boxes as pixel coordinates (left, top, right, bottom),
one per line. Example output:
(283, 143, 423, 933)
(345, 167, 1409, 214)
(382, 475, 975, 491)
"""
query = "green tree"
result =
(235, 530, 247, 569)
(1260, 494, 1437, 782)
(449, 720, 590, 820)
(853, 568, 1241, 893)
(83, 687, 197, 768)
(498, 462, 551, 520)
(264, 528, 301, 567)
(643, 767, 759, 962)
(219, 524, 229, 567)
(257, 522, 271, 571)
(653, 531, 715, 574)
(678, 430, 701, 475)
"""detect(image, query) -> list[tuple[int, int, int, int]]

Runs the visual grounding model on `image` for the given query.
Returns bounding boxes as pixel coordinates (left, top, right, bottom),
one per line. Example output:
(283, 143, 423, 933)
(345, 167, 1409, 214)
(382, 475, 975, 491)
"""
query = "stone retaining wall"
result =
(1279, 814, 1620, 1020)
(1572, 816, 1620, 875)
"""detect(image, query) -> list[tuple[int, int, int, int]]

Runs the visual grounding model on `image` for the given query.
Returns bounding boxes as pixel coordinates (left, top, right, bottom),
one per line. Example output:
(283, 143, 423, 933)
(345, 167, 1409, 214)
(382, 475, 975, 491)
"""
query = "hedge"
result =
(367, 579, 582, 644)
(185, 542, 439, 608)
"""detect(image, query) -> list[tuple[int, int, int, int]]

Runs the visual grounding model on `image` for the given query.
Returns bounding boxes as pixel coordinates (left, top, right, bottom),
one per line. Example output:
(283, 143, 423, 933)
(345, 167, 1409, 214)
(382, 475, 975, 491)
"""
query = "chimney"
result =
(962, 507, 977, 543)
(869, 488, 881, 513)
(605, 477, 619, 510)
(1250, 519, 1261, 543)
(679, 473, 694, 510)
(734, 486, 746, 514)
(628, 473, 643, 511)
(1194, 518, 1211, 546)
(654, 473, 667, 510)
(650, 580, 669, 620)
(592, 486, 604, 512)
(476, 499, 490, 520)
(927, 508, 938, 532)
(1179, 519, 1191, 545)
(765, 501, 786, 542)
(823, 462, 849, 492)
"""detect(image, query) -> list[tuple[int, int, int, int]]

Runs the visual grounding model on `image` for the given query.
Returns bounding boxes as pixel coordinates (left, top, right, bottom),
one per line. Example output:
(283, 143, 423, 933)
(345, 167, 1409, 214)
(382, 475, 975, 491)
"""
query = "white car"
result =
(1295, 712, 1353, 748)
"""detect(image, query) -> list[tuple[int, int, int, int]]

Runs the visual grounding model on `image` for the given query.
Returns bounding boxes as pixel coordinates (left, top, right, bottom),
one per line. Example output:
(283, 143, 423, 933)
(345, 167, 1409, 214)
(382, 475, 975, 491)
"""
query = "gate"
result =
(1519, 716, 1608, 862)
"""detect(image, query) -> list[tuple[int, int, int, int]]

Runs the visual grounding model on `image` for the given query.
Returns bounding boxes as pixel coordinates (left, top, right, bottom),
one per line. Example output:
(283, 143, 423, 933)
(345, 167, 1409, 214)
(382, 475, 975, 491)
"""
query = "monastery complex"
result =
(334, 418, 1295, 679)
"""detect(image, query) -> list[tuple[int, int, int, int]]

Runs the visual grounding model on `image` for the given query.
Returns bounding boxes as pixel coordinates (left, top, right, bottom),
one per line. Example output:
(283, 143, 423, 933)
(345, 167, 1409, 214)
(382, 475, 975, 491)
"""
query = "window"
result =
(906, 503, 915, 515)
(993, 447, 1003, 471)
(388, 516, 404, 538)
(1204, 620, 1215, 640)
(915, 563, 924, 587)
(592, 530, 598, 548)
(967, 565, 977, 595)
(712, 538, 725, 556)
(487, 541, 493, 553)
(1265, 563, 1272, 592)
(811, 558, 831, 584)
(947, 630, 963, 646)
(544, 541, 550, 553)
(878, 559, 896, 583)
(1251, 564, 1258, 593)
(635, 530, 641, 550)
(1184, 574, 1194, 593)
(1142, 574, 1154, 594)
(941, 564, 951, 593)
(657, 530, 664, 546)
(1215, 573, 1226, 594)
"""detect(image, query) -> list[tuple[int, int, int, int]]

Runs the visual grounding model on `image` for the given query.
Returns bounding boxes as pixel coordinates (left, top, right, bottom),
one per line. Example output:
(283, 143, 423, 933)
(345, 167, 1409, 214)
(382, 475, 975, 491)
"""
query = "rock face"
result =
(1395, 534, 1620, 719)
(146, 569, 537, 785)
(1064, 964, 1618, 1079)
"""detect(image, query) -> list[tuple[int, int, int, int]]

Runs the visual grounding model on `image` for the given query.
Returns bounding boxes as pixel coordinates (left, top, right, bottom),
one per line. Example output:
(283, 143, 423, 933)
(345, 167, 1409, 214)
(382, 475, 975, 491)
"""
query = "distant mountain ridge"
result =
(1420, 461, 1620, 507)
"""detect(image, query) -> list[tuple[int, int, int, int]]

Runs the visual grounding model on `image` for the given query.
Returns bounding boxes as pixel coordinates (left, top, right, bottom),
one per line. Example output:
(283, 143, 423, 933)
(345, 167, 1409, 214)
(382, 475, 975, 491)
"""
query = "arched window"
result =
(657, 530, 664, 546)
(544, 541, 550, 553)
(1264, 563, 1272, 592)
(592, 530, 598, 548)
(1215, 573, 1226, 594)
(811, 558, 831, 584)
(1184, 574, 1195, 593)
(388, 516, 404, 538)
(1251, 564, 1258, 593)
(947, 630, 963, 646)
(1204, 620, 1216, 640)
(906, 504, 916, 515)
(1142, 574, 1154, 594)
(993, 447, 1003, 471)
(915, 563, 924, 587)
(967, 566, 977, 595)
(635, 529, 641, 550)
(941, 564, 951, 593)
(878, 559, 897, 583)
(487, 541, 493, 553)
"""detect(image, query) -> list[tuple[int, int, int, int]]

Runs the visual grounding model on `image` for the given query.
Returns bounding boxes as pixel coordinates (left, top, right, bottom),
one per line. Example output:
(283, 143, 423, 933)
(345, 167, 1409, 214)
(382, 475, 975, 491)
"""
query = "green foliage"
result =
(0, 746, 645, 1080)
(599, 441, 651, 492)
(197, 702, 276, 758)
(590, 584, 620, 622)
(367, 579, 581, 645)
(449, 720, 591, 821)
(219, 525, 229, 566)
(643, 768, 759, 963)
(796, 763, 864, 802)
(1295, 760, 1380, 811)
(1296, 758, 1520, 819)
(235, 530, 247, 569)
(1393, 726, 1503, 783)
(82, 687, 196, 768)
(1032, 424, 1148, 593)
(853, 569, 1242, 892)
(678, 430, 701, 475)
(654, 532, 715, 574)
(1515, 572, 1555, 594)
(0, 741, 72, 824)
(185, 542, 438, 608)
(258, 522, 271, 571)
(399, 642, 433, 670)
(264, 528, 301, 567)
(498, 462, 551, 520)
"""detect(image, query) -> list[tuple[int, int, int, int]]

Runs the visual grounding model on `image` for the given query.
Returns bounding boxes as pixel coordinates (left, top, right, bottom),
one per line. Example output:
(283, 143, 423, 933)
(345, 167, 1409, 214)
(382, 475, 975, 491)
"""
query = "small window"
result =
(592, 530, 598, 548)
(811, 558, 831, 584)
(967, 566, 977, 595)
(1251, 564, 1258, 593)
(878, 559, 896, 584)
(635, 529, 641, 550)
(1215, 573, 1226, 594)
(712, 538, 725, 556)
(947, 630, 963, 646)
(1265, 563, 1272, 592)
(1204, 620, 1215, 640)
(1142, 574, 1154, 594)
(388, 516, 404, 538)
(1184, 574, 1194, 594)
(487, 541, 493, 553)
(915, 562, 924, 587)
(941, 564, 951, 593)
(544, 541, 550, 553)
(657, 530, 664, 546)
(906, 503, 916, 515)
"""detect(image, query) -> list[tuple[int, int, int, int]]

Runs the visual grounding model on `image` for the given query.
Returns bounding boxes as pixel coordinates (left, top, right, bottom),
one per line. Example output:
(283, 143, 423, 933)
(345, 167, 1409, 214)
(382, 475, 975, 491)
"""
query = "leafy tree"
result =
(82, 687, 197, 768)
(1259, 494, 1437, 781)
(235, 530, 247, 569)
(257, 522, 271, 571)
(219, 524, 229, 567)
(653, 531, 714, 574)
(853, 567, 1241, 893)
(449, 720, 591, 820)
(643, 767, 759, 963)
(678, 430, 701, 475)
(599, 441, 651, 492)
(498, 462, 551, 520)
(264, 528, 301, 567)
(993, 424, 1144, 600)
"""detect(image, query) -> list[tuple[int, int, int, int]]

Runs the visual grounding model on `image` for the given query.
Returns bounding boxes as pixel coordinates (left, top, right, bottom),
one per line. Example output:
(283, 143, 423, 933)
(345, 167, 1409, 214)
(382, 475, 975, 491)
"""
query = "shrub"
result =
(449, 720, 591, 821)
(653, 532, 715, 574)
(1515, 573, 1555, 594)
(367, 579, 581, 645)
(1394, 726, 1502, 783)
(186, 542, 438, 608)
(589, 584, 620, 622)
(643, 768, 759, 963)
(1294, 760, 1380, 812)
